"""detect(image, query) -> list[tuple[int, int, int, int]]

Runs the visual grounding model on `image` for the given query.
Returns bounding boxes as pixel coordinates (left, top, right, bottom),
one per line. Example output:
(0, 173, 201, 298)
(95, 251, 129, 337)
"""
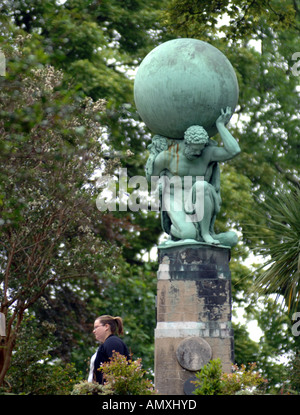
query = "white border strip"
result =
(155, 321, 206, 338)
(155, 321, 231, 338)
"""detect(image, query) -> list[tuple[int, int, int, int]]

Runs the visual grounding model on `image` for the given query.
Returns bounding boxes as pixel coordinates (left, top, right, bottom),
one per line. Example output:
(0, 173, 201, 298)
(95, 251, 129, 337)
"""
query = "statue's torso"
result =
(155, 144, 212, 178)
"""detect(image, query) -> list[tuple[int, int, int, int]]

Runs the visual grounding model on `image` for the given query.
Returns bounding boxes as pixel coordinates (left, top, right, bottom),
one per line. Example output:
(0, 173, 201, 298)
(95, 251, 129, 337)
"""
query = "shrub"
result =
(71, 381, 113, 395)
(100, 352, 157, 395)
(71, 352, 157, 395)
(2, 360, 83, 395)
(193, 359, 267, 395)
(221, 362, 267, 395)
(192, 358, 225, 395)
(1, 315, 83, 395)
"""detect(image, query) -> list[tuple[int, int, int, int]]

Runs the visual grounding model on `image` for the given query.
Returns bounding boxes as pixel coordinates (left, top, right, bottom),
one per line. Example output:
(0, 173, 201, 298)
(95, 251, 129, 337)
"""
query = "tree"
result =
(2, 314, 82, 395)
(0, 1, 172, 385)
(164, 0, 300, 195)
(0, 33, 124, 385)
(2, 0, 175, 259)
(251, 186, 300, 313)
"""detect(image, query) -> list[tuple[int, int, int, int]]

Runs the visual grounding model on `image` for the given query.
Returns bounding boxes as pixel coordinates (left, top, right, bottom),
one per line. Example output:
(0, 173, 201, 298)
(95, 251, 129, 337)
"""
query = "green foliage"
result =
(1, 362, 81, 395)
(71, 352, 156, 396)
(233, 296, 300, 392)
(288, 353, 300, 394)
(1, 315, 83, 395)
(249, 298, 297, 391)
(222, 362, 267, 395)
(99, 351, 157, 395)
(71, 381, 113, 396)
(0, 2, 166, 388)
(165, 0, 297, 41)
(0, 31, 124, 385)
(193, 358, 267, 395)
(164, 0, 300, 211)
(95, 261, 157, 371)
(193, 358, 224, 395)
(251, 186, 300, 313)
(232, 323, 260, 366)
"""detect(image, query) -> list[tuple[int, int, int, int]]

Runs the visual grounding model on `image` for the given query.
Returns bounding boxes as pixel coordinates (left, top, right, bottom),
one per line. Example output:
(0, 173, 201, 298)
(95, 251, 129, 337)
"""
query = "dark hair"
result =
(96, 315, 124, 336)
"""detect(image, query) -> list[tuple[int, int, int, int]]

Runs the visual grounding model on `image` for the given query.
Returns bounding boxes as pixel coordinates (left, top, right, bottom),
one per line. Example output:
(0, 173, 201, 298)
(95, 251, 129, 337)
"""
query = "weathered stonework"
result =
(154, 243, 234, 395)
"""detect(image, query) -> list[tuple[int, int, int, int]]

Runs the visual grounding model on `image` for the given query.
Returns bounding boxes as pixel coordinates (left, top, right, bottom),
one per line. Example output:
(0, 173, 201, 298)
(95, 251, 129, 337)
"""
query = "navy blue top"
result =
(93, 334, 130, 384)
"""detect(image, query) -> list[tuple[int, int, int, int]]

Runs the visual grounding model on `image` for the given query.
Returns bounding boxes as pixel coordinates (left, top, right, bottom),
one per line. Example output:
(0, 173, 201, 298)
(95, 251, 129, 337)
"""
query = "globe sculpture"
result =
(134, 38, 239, 138)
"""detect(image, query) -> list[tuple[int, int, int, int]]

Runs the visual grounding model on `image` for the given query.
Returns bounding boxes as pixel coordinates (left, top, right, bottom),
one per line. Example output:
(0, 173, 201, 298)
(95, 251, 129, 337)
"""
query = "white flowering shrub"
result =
(0, 35, 121, 387)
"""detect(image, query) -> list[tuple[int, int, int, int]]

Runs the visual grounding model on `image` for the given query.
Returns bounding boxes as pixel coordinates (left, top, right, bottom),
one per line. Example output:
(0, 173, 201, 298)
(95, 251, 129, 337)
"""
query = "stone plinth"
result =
(154, 243, 234, 395)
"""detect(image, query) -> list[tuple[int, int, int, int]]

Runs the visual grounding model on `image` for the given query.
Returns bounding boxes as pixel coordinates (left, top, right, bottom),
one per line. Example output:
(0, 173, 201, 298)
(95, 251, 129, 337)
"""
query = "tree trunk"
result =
(0, 337, 5, 381)
(0, 310, 24, 387)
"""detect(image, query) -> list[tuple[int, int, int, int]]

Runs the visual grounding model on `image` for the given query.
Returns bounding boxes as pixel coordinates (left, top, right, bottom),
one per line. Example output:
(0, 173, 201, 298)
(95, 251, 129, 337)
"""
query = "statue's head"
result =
(184, 125, 209, 159)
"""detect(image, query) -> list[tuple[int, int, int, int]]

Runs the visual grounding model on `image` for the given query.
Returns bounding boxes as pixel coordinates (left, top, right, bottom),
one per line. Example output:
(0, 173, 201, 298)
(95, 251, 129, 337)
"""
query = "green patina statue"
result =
(134, 38, 241, 248)
(145, 107, 240, 247)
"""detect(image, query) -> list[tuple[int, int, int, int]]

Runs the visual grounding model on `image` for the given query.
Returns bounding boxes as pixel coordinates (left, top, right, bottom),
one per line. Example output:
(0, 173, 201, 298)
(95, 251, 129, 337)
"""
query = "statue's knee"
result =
(171, 223, 196, 240)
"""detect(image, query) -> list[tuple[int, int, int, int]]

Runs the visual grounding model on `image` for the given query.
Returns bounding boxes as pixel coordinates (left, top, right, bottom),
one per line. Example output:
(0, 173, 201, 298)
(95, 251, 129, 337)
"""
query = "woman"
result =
(88, 315, 130, 384)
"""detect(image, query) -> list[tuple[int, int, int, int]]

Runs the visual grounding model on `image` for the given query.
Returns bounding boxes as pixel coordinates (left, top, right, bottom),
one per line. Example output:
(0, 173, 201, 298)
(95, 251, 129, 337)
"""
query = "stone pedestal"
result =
(154, 243, 234, 395)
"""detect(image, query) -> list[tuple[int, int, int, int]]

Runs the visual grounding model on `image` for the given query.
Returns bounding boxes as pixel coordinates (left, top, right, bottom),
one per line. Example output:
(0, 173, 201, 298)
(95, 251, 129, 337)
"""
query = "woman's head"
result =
(93, 315, 124, 343)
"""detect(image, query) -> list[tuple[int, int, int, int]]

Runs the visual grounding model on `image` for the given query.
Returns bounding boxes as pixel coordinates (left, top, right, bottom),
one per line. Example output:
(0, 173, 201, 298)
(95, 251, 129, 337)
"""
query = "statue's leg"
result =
(161, 186, 198, 240)
(198, 182, 220, 245)
(169, 210, 197, 240)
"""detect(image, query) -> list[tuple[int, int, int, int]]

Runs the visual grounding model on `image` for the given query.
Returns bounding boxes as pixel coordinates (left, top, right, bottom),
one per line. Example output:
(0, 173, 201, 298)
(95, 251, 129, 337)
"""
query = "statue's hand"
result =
(216, 106, 232, 126)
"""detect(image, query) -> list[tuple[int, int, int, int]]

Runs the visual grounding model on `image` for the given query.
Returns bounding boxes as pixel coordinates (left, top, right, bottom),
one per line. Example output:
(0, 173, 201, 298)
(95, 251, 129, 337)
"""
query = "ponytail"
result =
(96, 315, 124, 336)
(113, 316, 124, 336)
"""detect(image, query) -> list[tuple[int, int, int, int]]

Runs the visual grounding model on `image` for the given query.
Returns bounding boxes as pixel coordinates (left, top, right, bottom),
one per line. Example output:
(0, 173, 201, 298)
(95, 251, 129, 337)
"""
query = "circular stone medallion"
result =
(176, 337, 212, 371)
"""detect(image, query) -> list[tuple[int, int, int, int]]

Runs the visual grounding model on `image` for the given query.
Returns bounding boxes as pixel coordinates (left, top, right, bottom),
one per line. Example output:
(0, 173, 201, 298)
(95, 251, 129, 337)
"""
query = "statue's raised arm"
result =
(209, 107, 241, 163)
